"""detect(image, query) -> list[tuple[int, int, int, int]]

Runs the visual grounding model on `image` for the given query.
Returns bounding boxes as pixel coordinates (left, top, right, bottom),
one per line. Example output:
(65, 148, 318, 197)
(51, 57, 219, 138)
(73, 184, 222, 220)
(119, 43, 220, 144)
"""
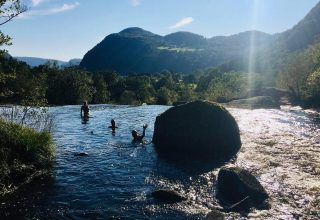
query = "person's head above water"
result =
(132, 130, 138, 138)
(83, 101, 88, 106)
(111, 119, 116, 127)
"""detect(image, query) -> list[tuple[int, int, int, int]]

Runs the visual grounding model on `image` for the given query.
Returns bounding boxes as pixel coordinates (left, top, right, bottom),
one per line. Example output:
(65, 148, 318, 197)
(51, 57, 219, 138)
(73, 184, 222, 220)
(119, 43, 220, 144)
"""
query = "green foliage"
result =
(0, 0, 27, 49)
(157, 46, 203, 52)
(119, 90, 138, 105)
(46, 66, 93, 105)
(205, 71, 248, 102)
(277, 42, 320, 107)
(156, 87, 177, 105)
(0, 119, 54, 166)
(92, 74, 110, 104)
(1, 53, 273, 106)
(0, 55, 48, 106)
(0, 119, 54, 194)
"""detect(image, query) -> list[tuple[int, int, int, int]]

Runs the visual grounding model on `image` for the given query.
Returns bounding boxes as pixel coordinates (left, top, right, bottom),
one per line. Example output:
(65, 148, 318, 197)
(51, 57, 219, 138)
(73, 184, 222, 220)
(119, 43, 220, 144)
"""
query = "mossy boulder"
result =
(217, 167, 269, 210)
(152, 100, 241, 160)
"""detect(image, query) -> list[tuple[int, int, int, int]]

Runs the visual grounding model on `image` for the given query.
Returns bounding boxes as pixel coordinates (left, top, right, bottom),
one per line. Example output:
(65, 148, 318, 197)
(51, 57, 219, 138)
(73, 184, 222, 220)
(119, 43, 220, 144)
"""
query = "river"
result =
(1, 104, 319, 219)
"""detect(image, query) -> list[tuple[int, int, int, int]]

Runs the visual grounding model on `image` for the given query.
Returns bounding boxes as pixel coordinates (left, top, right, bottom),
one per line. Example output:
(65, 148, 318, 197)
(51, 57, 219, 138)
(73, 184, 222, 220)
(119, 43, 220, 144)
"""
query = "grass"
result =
(0, 119, 54, 195)
(157, 46, 204, 52)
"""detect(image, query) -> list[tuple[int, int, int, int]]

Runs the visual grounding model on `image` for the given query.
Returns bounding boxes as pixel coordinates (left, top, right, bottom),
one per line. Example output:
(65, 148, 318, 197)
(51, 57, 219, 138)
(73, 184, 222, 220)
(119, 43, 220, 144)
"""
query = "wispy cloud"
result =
(47, 2, 80, 14)
(130, 0, 142, 7)
(169, 17, 194, 29)
(19, 2, 80, 18)
(31, 0, 45, 6)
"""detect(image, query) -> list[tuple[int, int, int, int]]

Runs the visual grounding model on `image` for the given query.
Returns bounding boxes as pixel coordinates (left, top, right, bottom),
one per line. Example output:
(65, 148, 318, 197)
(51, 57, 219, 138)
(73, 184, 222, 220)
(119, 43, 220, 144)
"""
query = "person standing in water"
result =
(80, 101, 90, 119)
(109, 119, 118, 134)
(132, 124, 148, 143)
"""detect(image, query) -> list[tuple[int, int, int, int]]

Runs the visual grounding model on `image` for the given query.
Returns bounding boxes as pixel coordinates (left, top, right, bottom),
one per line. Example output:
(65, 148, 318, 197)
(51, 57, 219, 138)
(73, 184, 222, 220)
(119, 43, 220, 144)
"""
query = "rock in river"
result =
(217, 166, 269, 211)
(152, 189, 187, 203)
(152, 100, 241, 160)
(226, 96, 280, 109)
(206, 210, 225, 220)
(74, 152, 89, 157)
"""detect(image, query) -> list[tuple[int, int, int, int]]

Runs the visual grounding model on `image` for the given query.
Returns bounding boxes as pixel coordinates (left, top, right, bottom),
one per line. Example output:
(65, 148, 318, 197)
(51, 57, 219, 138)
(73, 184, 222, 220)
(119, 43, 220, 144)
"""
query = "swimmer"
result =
(132, 124, 148, 143)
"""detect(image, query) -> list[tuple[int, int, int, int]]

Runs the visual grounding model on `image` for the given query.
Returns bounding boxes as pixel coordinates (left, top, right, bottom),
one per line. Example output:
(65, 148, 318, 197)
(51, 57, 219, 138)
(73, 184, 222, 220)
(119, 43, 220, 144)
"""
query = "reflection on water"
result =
(0, 104, 319, 219)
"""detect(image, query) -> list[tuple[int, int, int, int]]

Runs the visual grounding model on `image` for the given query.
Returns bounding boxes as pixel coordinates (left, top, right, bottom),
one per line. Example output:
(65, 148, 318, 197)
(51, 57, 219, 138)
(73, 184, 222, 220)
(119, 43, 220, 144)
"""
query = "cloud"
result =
(31, 0, 44, 6)
(130, 0, 142, 7)
(169, 17, 194, 29)
(47, 2, 80, 14)
(18, 2, 80, 18)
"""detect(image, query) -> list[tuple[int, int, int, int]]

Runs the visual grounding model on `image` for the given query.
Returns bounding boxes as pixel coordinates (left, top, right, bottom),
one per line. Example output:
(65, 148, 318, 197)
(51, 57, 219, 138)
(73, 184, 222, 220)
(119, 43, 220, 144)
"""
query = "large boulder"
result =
(152, 100, 241, 160)
(217, 167, 269, 210)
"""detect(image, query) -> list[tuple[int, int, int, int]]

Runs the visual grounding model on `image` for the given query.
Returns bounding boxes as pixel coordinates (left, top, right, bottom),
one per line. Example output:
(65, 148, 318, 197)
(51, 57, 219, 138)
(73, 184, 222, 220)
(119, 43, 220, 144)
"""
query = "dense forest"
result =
(0, 54, 248, 106)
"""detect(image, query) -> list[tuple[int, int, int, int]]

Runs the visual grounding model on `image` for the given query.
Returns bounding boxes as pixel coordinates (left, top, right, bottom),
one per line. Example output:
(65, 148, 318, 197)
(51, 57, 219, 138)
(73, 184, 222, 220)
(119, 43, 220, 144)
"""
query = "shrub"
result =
(0, 119, 54, 166)
(0, 119, 54, 193)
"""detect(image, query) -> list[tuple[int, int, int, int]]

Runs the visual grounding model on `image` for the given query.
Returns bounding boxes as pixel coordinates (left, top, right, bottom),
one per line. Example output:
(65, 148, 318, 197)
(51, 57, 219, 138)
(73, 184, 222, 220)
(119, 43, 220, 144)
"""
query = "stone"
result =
(152, 100, 241, 161)
(152, 189, 187, 203)
(74, 152, 89, 157)
(217, 166, 269, 211)
(206, 210, 225, 220)
(226, 96, 280, 109)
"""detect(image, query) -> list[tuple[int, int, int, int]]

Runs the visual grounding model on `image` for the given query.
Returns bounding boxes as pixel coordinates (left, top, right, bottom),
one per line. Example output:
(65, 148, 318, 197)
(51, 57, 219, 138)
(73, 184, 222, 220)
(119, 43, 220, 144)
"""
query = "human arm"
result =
(141, 124, 148, 139)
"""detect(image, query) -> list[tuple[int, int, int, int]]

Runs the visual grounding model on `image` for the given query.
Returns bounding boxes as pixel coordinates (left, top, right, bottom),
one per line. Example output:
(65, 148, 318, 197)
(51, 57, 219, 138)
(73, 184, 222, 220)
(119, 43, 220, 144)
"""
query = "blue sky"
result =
(1, 0, 319, 61)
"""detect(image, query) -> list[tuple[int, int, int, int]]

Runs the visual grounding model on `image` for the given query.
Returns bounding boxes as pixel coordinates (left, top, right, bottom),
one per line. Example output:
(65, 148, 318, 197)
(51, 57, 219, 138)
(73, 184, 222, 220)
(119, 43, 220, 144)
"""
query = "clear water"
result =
(1, 105, 319, 219)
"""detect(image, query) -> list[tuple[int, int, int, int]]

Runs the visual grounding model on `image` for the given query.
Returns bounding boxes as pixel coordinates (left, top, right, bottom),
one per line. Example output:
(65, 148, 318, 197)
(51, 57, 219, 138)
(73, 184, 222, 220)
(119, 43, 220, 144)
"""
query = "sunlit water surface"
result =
(1, 105, 319, 219)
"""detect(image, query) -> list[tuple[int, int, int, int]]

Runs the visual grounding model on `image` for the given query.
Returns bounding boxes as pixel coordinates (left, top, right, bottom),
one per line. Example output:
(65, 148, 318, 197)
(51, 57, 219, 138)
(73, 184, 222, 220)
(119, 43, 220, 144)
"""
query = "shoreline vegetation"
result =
(0, 107, 54, 197)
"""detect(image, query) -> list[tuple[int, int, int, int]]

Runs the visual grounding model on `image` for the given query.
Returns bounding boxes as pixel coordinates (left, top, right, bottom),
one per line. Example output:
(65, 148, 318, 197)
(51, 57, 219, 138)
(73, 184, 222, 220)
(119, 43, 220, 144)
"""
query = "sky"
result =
(1, 0, 319, 61)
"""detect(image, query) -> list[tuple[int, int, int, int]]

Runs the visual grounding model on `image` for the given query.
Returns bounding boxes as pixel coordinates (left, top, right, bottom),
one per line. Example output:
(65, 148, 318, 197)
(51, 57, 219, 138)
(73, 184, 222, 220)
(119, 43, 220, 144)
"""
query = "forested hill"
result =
(80, 27, 272, 74)
(80, 1, 320, 74)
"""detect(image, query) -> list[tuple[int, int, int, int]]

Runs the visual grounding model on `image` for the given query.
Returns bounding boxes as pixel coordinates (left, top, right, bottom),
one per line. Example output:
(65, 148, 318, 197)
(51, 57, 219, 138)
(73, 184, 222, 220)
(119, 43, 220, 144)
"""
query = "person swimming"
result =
(80, 101, 90, 120)
(132, 124, 148, 143)
(109, 119, 118, 133)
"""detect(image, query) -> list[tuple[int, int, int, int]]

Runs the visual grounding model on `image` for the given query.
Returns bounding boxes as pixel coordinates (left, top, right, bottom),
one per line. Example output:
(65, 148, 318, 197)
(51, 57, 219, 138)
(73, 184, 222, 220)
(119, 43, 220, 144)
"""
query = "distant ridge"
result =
(15, 57, 82, 67)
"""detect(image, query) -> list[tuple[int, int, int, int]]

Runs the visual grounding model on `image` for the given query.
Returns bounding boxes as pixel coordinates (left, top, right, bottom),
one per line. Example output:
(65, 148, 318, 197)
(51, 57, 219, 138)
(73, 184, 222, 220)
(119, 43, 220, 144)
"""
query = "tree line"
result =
(1, 55, 264, 106)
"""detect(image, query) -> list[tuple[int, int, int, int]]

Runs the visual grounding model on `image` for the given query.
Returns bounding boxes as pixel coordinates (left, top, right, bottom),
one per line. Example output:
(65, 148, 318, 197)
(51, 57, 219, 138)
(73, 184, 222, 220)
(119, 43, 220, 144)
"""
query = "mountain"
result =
(276, 1, 320, 52)
(81, 28, 272, 74)
(15, 57, 66, 67)
(63, 58, 82, 67)
(15, 57, 82, 67)
(81, 1, 320, 74)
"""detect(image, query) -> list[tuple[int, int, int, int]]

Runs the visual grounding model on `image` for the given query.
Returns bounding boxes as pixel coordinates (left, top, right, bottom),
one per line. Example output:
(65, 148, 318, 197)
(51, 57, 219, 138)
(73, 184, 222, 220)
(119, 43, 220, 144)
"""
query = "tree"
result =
(0, 0, 27, 47)
(156, 87, 177, 105)
(125, 75, 153, 103)
(92, 74, 110, 104)
(119, 90, 137, 105)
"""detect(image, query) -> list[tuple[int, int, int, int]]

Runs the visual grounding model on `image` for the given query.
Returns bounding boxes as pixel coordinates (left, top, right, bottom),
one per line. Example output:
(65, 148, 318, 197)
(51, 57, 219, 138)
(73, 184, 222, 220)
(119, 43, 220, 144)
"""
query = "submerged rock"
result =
(246, 87, 290, 98)
(172, 101, 188, 107)
(74, 152, 89, 157)
(152, 189, 187, 203)
(226, 96, 280, 109)
(217, 166, 269, 211)
(152, 100, 241, 161)
(206, 210, 225, 220)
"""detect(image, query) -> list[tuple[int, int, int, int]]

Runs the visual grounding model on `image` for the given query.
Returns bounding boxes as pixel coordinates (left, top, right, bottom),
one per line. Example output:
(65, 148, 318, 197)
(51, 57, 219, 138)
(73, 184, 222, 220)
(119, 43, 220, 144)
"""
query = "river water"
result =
(0, 104, 319, 219)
